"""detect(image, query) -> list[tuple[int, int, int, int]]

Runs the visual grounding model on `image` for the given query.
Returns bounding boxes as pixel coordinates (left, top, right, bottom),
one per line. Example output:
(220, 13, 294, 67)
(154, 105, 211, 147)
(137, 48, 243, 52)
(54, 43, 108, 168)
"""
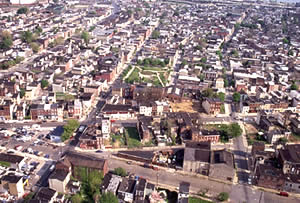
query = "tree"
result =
(232, 92, 241, 102)
(34, 26, 43, 35)
(41, 79, 49, 89)
(194, 45, 202, 51)
(217, 192, 229, 202)
(203, 88, 214, 98)
(164, 58, 170, 65)
(21, 30, 34, 43)
(224, 79, 229, 87)
(151, 30, 160, 39)
(20, 88, 25, 98)
(217, 92, 225, 102)
(61, 119, 80, 141)
(99, 192, 119, 203)
(282, 37, 290, 44)
(114, 167, 127, 177)
(288, 50, 294, 56)
(228, 123, 243, 138)
(278, 137, 288, 145)
(0, 31, 13, 50)
(216, 50, 223, 60)
(15, 56, 25, 64)
(17, 7, 29, 15)
(137, 59, 142, 66)
(231, 50, 239, 57)
(181, 59, 188, 67)
(81, 31, 90, 44)
(291, 82, 298, 90)
(70, 193, 83, 203)
(30, 42, 40, 53)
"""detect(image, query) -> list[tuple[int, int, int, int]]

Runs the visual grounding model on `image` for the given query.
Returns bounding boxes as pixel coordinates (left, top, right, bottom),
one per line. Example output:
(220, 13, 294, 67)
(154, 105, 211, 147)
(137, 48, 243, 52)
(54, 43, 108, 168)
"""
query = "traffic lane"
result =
(231, 184, 261, 203)
(263, 191, 300, 203)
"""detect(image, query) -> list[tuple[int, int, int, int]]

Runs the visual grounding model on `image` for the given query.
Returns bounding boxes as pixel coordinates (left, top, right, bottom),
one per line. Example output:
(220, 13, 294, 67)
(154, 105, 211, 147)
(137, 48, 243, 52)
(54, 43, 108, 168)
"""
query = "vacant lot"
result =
(125, 127, 141, 148)
(170, 101, 200, 113)
(244, 123, 258, 135)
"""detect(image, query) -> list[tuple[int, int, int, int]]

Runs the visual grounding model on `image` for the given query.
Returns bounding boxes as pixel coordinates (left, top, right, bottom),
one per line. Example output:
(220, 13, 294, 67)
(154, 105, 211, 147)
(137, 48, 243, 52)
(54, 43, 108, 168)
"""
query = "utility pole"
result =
(156, 172, 159, 189)
(258, 190, 263, 203)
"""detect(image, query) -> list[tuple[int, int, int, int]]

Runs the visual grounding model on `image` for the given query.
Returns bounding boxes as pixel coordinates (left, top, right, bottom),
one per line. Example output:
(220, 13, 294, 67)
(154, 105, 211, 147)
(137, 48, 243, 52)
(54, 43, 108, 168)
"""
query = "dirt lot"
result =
(170, 101, 200, 113)
(244, 123, 259, 135)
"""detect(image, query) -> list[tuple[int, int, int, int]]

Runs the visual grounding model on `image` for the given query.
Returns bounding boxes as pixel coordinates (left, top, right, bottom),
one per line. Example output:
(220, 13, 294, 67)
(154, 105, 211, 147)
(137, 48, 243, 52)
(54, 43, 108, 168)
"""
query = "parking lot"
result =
(0, 125, 65, 194)
(0, 126, 65, 160)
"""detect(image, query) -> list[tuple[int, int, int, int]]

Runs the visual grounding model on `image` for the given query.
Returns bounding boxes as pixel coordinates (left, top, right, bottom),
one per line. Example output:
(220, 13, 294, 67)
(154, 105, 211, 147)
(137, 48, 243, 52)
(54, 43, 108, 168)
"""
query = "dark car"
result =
(95, 150, 103, 153)
(38, 134, 45, 139)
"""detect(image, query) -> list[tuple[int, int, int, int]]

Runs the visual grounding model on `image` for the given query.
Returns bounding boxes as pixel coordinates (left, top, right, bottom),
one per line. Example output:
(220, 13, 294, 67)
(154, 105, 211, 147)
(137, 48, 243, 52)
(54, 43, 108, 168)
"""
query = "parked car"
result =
(15, 145, 23, 151)
(278, 192, 289, 197)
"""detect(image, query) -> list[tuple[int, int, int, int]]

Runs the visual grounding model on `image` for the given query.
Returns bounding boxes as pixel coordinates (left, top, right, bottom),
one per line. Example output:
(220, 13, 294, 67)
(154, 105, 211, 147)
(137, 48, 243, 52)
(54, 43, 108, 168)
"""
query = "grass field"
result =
(189, 197, 214, 203)
(125, 127, 142, 148)
(126, 67, 140, 83)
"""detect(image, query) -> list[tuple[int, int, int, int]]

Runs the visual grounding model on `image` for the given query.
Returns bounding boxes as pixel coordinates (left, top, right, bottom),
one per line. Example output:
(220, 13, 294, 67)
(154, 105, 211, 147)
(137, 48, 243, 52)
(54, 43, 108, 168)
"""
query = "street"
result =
(79, 150, 300, 203)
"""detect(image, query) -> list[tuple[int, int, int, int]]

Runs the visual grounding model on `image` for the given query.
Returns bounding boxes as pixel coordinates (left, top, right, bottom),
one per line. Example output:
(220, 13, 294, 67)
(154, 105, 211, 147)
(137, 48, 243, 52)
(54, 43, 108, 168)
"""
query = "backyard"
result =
(203, 123, 243, 143)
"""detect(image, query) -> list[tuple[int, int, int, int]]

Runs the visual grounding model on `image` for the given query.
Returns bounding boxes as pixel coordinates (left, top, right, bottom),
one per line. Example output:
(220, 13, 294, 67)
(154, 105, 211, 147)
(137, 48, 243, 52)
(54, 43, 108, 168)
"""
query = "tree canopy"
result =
(30, 42, 40, 53)
(217, 192, 229, 202)
(70, 194, 83, 203)
(41, 79, 49, 89)
(218, 123, 243, 142)
(17, 7, 29, 15)
(81, 31, 90, 44)
(217, 92, 225, 102)
(151, 30, 160, 39)
(291, 82, 298, 90)
(232, 92, 241, 102)
(61, 119, 80, 141)
(99, 192, 119, 203)
(21, 30, 34, 43)
(0, 31, 13, 50)
(114, 167, 127, 177)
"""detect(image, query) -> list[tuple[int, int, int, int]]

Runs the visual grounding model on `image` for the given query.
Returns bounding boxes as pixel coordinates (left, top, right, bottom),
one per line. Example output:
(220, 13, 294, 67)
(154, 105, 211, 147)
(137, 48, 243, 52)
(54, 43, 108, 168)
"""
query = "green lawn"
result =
(0, 161, 10, 167)
(125, 127, 141, 148)
(55, 92, 75, 101)
(159, 72, 167, 85)
(125, 67, 140, 84)
(189, 197, 215, 203)
(141, 66, 163, 71)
